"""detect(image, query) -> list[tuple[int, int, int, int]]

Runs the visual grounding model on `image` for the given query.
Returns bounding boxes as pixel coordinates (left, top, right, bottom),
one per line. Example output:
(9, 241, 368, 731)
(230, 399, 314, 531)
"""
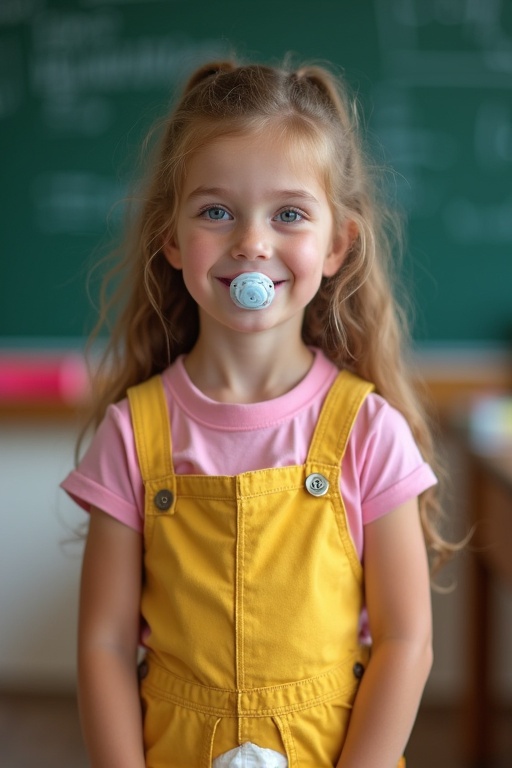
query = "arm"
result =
(337, 497, 433, 768)
(78, 506, 146, 768)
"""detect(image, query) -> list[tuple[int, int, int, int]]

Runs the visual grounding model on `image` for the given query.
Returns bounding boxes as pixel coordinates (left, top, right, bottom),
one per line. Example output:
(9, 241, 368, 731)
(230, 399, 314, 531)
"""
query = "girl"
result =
(62, 59, 452, 768)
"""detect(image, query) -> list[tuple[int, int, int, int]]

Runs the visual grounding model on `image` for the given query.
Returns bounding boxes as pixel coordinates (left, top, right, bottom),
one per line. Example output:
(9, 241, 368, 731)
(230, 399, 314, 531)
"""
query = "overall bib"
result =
(128, 371, 405, 767)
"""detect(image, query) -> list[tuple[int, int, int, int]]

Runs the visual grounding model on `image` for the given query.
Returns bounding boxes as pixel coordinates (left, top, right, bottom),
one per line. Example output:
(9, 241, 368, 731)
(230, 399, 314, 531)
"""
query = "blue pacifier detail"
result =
(229, 272, 275, 310)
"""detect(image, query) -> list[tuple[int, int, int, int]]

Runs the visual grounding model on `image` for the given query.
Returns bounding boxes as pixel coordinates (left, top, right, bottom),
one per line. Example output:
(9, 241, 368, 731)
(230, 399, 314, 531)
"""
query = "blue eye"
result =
(276, 209, 302, 223)
(203, 207, 230, 220)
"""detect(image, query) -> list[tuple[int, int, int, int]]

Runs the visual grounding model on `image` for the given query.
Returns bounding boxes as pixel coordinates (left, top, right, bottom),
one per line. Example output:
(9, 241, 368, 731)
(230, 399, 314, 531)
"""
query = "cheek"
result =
(180, 232, 215, 274)
(291, 236, 328, 279)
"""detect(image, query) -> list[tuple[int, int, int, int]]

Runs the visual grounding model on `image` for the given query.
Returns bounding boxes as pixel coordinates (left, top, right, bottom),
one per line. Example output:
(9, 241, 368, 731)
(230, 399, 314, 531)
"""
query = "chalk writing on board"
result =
(2, 7, 226, 135)
(83, 0, 184, 5)
(444, 197, 512, 244)
(475, 100, 512, 170)
(386, 0, 509, 46)
(4, 6, 226, 231)
(371, 84, 459, 216)
(32, 172, 124, 233)
(0, 38, 22, 119)
(373, 0, 512, 246)
(0, 0, 44, 25)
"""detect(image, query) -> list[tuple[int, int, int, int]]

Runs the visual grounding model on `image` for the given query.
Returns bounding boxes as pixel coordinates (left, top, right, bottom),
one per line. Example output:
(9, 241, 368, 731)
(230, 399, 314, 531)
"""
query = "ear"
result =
(161, 233, 182, 270)
(322, 219, 358, 278)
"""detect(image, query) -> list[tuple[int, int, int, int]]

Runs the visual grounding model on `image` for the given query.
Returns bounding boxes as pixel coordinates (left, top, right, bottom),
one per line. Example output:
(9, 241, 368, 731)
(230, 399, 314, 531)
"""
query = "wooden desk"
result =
(459, 428, 512, 768)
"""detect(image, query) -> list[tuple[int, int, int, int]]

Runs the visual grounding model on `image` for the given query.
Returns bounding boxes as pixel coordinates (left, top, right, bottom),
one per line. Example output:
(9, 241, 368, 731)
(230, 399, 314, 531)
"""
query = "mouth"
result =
(218, 276, 285, 287)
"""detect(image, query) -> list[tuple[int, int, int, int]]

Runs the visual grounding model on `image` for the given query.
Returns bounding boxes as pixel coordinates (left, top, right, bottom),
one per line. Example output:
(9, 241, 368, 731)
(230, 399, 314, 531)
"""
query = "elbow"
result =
(405, 634, 434, 695)
(422, 637, 434, 684)
(411, 613, 434, 683)
(413, 626, 434, 686)
(426, 633, 434, 675)
(379, 628, 434, 686)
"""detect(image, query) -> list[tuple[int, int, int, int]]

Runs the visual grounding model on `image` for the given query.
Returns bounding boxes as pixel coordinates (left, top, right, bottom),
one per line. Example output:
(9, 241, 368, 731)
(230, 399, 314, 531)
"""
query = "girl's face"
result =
(164, 130, 352, 339)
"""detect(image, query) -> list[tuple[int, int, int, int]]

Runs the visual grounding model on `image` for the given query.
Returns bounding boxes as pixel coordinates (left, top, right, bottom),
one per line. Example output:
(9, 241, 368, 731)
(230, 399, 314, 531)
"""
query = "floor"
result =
(0, 692, 511, 767)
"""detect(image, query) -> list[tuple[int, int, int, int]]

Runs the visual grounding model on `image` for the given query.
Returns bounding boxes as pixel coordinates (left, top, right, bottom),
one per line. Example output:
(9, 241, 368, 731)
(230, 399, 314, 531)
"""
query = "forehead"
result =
(183, 126, 329, 189)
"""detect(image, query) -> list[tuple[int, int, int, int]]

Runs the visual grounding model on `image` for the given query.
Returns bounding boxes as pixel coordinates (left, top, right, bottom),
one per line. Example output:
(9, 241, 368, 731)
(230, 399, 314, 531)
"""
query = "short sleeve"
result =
(341, 393, 437, 559)
(352, 393, 437, 523)
(60, 400, 144, 533)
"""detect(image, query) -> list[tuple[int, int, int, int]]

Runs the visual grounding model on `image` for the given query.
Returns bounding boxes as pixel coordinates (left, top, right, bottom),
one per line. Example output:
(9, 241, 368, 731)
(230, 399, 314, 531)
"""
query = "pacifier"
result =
(229, 272, 275, 310)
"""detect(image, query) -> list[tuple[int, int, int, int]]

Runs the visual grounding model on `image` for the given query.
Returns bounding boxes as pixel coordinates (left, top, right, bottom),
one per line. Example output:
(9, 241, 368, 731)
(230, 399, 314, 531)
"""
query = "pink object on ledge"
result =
(0, 352, 89, 404)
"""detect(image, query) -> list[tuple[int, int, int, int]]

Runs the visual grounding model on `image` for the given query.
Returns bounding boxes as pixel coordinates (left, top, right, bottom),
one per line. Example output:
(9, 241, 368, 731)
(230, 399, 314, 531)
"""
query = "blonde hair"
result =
(83, 58, 455, 571)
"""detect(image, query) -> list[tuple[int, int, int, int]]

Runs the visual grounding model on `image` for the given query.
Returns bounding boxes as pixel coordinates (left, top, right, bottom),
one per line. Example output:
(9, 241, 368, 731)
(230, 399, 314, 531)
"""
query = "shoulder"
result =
(353, 391, 415, 447)
(347, 392, 437, 521)
(70, 397, 139, 494)
(350, 391, 426, 472)
(93, 397, 135, 452)
(61, 396, 141, 515)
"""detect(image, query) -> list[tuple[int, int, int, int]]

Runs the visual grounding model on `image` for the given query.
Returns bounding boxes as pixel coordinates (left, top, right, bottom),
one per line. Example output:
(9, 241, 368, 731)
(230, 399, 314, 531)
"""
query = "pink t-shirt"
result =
(62, 349, 436, 560)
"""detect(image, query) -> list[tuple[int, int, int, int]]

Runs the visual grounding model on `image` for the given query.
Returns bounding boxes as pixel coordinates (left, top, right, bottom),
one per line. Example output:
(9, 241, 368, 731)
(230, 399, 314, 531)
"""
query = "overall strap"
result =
(127, 374, 173, 483)
(307, 370, 374, 468)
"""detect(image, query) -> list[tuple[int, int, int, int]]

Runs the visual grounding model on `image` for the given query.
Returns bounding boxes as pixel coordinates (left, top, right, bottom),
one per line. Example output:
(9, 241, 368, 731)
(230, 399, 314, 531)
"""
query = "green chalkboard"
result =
(1, 0, 511, 344)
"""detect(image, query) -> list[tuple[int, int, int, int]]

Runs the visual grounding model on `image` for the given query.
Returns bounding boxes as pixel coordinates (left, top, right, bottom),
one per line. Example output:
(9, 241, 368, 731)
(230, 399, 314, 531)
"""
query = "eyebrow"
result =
(186, 186, 321, 204)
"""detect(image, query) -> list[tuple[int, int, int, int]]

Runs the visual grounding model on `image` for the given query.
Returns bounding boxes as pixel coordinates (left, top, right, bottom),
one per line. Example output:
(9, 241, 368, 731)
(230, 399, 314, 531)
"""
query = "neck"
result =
(184, 325, 314, 404)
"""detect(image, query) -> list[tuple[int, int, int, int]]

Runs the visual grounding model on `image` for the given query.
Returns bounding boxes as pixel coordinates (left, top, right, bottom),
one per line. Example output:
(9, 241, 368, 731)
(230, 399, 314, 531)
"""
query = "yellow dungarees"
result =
(128, 371, 406, 767)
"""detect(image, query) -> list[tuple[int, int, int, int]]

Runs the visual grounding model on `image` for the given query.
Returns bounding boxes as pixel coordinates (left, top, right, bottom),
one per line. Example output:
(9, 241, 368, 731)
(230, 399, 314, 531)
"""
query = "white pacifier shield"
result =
(229, 272, 275, 310)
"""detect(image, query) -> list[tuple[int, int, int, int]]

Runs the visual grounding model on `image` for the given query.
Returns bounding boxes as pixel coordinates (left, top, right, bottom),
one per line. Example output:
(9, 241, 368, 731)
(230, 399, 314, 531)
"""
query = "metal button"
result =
(305, 473, 329, 497)
(154, 489, 173, 511)
(353, 662, 365, 680)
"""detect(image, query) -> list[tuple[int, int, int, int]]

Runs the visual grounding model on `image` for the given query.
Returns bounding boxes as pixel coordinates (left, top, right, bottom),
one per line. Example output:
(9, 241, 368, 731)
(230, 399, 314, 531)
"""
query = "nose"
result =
(230, 221, 272, 261)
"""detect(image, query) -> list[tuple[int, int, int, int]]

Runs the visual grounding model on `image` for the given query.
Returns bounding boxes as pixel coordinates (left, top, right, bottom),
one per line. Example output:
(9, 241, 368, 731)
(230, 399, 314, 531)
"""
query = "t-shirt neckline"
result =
(162, 348, 338, 431)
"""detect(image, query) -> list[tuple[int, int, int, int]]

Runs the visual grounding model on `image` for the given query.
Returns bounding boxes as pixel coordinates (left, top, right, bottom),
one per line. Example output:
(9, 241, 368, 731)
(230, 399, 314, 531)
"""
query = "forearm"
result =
(78, 508, 145, 767)
(336, 637, 433, 768)
(78, 643, 146, 768)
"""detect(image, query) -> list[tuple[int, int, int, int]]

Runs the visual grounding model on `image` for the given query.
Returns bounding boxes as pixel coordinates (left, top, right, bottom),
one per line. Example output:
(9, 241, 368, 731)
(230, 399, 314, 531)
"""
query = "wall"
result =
(0, 420, 83, 689)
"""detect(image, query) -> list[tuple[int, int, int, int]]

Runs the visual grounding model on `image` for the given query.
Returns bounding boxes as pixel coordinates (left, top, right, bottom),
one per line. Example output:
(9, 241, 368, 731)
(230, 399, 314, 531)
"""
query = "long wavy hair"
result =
(82, 58, 456, 571)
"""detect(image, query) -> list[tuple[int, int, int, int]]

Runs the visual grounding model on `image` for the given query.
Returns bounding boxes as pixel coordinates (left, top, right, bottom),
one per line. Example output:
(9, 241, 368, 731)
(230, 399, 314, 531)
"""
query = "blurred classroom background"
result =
(1, 1, 512, 766)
